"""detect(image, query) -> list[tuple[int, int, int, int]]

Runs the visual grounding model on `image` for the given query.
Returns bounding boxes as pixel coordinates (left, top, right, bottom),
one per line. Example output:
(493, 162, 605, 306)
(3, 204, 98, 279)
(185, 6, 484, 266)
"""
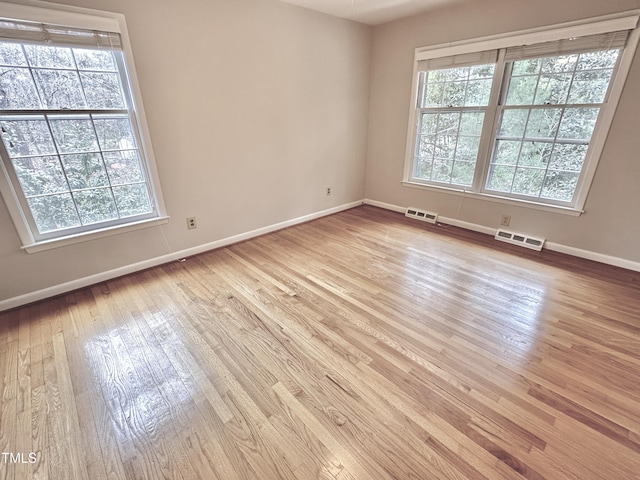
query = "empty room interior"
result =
(1, 0, 640, 478)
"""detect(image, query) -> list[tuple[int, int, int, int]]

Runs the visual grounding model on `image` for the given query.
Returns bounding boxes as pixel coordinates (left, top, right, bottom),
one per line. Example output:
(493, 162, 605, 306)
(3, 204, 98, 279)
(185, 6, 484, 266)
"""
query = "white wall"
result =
(365, 0, 640, 263)
(0, 0, 371, 303)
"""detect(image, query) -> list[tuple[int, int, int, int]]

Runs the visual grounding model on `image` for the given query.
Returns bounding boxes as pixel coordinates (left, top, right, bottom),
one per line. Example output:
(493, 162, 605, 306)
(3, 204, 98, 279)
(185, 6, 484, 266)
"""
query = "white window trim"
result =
(402, 11, 640, 215)
(0, 0, 168, 252)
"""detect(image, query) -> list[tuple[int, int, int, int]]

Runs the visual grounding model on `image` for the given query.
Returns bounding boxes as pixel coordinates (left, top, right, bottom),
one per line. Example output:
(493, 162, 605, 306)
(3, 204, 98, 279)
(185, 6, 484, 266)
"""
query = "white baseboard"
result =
(0, 200, 364, 312)
(363, 199, 405, 213)
(543, 242, 640, 272)
(364, 198, 640, 273)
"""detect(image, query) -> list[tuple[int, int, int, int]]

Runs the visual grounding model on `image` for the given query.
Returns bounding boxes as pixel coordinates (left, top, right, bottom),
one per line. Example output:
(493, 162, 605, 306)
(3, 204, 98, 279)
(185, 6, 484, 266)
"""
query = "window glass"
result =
(486, 49, 620, 202)
(413, 64, 495, 187)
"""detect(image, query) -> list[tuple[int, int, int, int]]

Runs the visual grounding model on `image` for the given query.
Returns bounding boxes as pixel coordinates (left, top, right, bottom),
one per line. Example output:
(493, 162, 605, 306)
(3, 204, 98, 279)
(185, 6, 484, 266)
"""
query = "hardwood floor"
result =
(1, 205, 640, 480)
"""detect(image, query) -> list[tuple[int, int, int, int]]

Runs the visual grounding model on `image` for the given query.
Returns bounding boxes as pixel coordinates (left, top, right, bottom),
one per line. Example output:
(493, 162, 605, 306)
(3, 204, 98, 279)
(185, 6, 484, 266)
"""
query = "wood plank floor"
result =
(1, 205, 640, 480)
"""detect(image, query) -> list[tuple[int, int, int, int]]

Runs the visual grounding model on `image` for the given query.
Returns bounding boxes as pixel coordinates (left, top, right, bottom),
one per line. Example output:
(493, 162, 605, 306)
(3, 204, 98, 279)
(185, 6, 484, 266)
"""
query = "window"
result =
(0, 3, 166, 251)
(404, 14, 640, 213)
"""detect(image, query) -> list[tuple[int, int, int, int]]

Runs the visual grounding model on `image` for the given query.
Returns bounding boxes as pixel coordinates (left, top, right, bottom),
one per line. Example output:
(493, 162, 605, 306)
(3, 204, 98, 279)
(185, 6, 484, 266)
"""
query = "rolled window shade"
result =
(0, 19, 121, 49)
(417, 49, 498, 71)
(505, 30, 629, 61)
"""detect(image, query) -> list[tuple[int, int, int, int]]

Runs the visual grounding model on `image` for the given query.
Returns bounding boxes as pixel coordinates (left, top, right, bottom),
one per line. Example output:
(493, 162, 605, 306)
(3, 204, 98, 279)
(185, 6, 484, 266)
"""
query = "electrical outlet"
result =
(501, 214, 511, 227)
(326, 187, 331, 196)
(186, 217, 197, 229)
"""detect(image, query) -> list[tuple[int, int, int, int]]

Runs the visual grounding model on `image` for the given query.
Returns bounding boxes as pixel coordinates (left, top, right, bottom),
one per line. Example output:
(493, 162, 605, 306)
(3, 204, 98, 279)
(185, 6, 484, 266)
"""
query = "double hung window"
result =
(404, 14, 639, 212)
(0, 3, 165, 251)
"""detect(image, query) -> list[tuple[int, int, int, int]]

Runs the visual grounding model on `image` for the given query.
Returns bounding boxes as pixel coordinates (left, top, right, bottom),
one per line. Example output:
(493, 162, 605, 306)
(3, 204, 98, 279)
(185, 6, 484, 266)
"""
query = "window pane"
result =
(104, 150, 144, 184)
(423, 64, 495, 108)
(541, 171, 580, 201)
(61, 153, 110, 189)
(80, 72, 125, 109)
(525, 108, 562, 139)
(414, 157, 433, 179)
(459, 112, 484, 136)
(512, 58, 541, 75)
(427, 70, 447, 82)
(469, 64, 495, 79)
(540, 54, 578, 73)
(548, 143, 588, 171)
(437, 112, 460, 135)
(452, 161, 475, 186)
(73, 49, 117, 71)
(419, 113, 438, 135)
(0, 43, 27, 66)
(534, 73, 571, 105)
(512, 167, 545, 196)
(50, 117, 99, 153)
(33, 69, 86, 109)
(567, 70, 613, 104)
(487, 165, 515, 191)
(424, 81, 444, 107)
(113, 184, 152, 217)
(465, 79, 493, 106)
(435, 135, 457, 160)
(0, 67, 41, 109)
(24, 45, 75, 69)
(417, 134, 436, 159)
(94, 116, 136, 150)
(505, 76, 537, 105)
(576, 50, 619, 70)
(73, 188, 118, 224)
(27, 193, 80, 232)
(518, 141, 553, 167)
(442, 81, 466, 107)
(499, 109, 528, 137)
(456, 136, 480, 161)
(493, 140, 520, 165)
(12, 156, 68, 196)
(432, 158, 453, 182)
(0, 117, 56, 157)
(557, 107, 599, 140)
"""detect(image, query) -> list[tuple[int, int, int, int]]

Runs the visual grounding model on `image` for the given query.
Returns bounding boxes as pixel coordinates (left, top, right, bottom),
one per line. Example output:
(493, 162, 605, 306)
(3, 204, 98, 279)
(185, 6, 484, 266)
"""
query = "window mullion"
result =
(472, 48, 507, 193)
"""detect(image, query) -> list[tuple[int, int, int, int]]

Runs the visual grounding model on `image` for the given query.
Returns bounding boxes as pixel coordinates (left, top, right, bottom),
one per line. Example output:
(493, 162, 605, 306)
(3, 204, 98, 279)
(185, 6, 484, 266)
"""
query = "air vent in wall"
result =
(495, 229, 545, 251)
(405, 207, 438, 224)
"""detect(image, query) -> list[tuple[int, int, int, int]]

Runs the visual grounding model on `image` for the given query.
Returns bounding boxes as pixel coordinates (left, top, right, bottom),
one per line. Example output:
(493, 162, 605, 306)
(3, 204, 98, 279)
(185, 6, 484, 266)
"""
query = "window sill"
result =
(401, 181, 584, 216)
(21, 216, 170, 254)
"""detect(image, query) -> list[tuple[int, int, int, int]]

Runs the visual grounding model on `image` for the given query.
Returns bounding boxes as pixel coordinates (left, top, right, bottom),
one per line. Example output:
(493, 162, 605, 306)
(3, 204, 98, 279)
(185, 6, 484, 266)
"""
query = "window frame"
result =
(402, 12, 640, 215)
(0, 1, 167, 253)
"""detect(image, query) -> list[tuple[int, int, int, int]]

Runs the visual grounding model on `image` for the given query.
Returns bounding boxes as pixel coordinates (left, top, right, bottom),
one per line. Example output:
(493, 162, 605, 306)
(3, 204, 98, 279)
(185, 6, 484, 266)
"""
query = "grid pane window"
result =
(486, 49, 620, 202)
(407, 30, 629, 210)
(0, 40, 154, 236)
(413, 64, 495, 187)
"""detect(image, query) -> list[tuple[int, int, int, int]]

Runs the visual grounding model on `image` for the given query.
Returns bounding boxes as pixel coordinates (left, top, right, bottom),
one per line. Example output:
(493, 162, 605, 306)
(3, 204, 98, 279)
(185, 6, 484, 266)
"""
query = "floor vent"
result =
(495, 229, 545, 251)
(405, 207, 438, 224)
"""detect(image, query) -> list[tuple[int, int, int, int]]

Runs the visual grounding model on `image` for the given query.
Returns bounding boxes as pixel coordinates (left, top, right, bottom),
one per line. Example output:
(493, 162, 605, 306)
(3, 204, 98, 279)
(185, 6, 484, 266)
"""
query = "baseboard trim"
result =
(0, 200, 365, 312)
(364, 198, 640, 273)
(543, 242, 640, 272)
(363, 199, 406, 213)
